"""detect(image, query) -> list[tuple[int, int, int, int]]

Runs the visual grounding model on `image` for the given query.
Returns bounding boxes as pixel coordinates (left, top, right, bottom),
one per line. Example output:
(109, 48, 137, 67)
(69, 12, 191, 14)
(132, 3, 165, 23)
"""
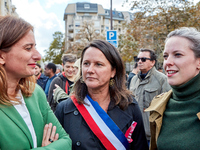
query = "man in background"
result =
(48, 54, 77, 112)
(34, 63, 48, 90)
(55, 64, 63, 76)
(130, 48, 171, 145)
(127, 63, 139, 89)
(44, 63, 57, 97)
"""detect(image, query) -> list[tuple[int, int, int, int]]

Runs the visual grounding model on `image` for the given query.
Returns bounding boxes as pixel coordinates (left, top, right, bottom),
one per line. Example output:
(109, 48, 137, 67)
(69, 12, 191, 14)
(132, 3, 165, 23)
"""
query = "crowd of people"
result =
(1, 14, 200, 150)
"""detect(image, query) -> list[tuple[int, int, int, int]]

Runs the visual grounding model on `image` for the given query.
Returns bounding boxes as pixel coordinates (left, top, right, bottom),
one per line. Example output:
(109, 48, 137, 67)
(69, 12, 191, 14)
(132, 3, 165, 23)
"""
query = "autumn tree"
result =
(43, 31, 65, 64)
(122, 0, 199, 66)
(118, 22, 139, 63)
(66, 21, 106, 57)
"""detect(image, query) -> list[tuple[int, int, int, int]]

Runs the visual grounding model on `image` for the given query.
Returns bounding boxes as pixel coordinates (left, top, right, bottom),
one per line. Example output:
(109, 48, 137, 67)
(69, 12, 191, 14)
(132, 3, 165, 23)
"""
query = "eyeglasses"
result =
(136, 57, 151, 62)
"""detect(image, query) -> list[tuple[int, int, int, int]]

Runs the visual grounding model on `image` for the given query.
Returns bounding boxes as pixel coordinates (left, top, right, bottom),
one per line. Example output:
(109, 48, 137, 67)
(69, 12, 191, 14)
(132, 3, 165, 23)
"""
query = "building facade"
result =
(63, 2, 134, 51)
(0, 0, 17, 16)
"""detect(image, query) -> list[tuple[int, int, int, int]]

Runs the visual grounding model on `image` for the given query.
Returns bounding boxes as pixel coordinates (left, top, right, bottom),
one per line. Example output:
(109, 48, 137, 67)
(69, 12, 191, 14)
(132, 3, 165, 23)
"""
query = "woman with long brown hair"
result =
(0, 15, 71, 149)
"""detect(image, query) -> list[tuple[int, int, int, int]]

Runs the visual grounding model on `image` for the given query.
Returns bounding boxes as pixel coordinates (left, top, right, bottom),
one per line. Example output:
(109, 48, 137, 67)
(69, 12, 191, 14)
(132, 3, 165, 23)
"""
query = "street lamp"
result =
(110, 0, 113, 30)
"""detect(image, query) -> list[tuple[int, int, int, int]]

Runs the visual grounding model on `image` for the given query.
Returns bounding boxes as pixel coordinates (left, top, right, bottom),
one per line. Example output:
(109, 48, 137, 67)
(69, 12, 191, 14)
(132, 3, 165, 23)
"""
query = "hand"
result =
(53, 84, 60, 94)
(42, 123, 59, 147)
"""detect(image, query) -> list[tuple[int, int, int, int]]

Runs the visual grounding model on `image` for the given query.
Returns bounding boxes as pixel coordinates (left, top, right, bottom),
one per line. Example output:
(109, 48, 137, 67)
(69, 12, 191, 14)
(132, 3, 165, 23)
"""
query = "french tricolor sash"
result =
(71, 95, 136, 150)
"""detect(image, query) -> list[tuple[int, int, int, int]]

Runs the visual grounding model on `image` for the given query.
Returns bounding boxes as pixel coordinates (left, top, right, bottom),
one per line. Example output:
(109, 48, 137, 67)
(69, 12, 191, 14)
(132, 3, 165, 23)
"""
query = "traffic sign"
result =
(106, 30, 118, 48)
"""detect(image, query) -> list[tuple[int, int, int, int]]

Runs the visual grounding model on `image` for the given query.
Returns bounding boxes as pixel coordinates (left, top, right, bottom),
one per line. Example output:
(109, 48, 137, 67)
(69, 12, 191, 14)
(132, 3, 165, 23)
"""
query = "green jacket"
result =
(53, 84, 74, 104)
(0, 85, 72, 150)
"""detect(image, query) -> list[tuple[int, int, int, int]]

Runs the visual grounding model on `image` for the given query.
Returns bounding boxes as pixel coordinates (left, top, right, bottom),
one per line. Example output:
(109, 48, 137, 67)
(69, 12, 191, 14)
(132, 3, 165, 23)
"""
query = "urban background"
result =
(1, 0, 200, 73)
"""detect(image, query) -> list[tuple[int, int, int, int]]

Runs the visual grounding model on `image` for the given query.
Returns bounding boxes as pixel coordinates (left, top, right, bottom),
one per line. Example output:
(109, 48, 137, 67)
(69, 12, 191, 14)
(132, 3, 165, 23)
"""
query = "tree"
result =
(118, 29, 139, 62)
(66, 21, 106, 57)
(43, 31, 65, 64)
(122, 0, 199, 66)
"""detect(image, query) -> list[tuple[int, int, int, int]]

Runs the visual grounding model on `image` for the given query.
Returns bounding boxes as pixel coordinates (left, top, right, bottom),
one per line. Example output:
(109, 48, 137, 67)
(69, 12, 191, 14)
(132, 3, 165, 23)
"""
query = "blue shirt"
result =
(44, 74, 57, 97)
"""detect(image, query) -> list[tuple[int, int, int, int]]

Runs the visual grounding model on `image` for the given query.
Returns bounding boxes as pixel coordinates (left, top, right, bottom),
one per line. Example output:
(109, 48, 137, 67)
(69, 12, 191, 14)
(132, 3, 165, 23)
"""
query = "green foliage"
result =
(117, 21, 139, 62)
(43, 31, 64, 64)
(118, 33, 139, 62)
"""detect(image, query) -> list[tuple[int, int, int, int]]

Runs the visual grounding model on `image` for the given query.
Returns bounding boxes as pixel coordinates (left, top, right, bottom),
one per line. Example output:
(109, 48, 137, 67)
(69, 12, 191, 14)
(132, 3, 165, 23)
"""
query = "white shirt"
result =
(13, 91, 37, 148)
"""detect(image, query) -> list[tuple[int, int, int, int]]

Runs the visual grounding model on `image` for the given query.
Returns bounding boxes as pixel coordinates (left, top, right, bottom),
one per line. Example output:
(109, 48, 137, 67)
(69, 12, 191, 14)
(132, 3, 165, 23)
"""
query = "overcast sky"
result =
(12, 0, 130, 57)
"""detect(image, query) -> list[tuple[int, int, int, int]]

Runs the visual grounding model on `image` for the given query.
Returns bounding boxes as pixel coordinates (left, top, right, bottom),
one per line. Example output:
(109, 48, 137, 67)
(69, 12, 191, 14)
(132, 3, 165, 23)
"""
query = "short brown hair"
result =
(61, 53, 77, 65)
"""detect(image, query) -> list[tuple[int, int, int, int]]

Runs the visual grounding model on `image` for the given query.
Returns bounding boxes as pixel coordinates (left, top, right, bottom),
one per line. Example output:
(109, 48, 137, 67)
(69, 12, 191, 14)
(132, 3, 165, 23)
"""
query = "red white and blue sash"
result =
(71, 95, 136, 150)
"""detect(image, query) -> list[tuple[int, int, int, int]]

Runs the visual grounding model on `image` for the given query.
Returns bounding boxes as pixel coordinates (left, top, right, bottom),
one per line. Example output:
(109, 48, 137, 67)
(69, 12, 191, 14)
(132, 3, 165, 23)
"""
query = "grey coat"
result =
(129, 67, 171, 140)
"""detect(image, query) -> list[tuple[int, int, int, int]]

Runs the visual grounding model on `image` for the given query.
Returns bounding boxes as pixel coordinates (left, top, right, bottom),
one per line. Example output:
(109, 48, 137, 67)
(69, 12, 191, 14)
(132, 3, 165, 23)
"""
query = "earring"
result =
(109, 78, 115, 87)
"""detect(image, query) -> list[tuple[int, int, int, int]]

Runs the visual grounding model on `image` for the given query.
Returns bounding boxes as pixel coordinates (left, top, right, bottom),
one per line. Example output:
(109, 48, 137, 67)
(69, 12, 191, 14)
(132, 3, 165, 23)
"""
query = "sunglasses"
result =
(136, 57, 151, 62)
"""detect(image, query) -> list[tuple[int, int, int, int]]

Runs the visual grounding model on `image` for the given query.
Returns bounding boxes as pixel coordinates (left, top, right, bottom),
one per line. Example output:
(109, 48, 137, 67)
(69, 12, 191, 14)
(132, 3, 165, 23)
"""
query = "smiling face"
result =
(163, 36, 200, 86)
(1, 30, 41, 81)
(34, 65, 41, 76)
(82, 47, 116, 91)
(63, 62, 75, 80)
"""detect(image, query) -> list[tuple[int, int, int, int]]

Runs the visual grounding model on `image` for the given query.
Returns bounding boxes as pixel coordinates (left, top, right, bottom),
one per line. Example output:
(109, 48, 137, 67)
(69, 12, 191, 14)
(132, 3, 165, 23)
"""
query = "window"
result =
(75, 29, 80, 33)
(95, 30, 100, 33)
(105, 10, 109, 15)
(75, 21, 80, 27)
(105, 19, 109, 24)
(94, 21, 100, 27)
(84, 4, 90, 9)
(119, 12, 122, 17)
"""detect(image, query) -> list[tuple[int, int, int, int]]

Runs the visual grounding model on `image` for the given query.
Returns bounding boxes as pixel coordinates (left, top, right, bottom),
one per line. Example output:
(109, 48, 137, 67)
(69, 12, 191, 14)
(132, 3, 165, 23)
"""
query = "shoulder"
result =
(152, 69, 167, 79)
(57, 97, 76, 113)
(51, 76, 63, 83)
(145, 90, 172, 112)
(130, 74, 139, 84)
(40, 73, 48, 79)
(34, 84, 46, 97)
(121, 96, 140, 115)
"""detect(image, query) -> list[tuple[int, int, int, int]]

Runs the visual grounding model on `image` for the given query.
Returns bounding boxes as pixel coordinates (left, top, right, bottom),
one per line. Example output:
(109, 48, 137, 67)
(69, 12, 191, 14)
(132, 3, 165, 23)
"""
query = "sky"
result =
(12, 0, 131, 57)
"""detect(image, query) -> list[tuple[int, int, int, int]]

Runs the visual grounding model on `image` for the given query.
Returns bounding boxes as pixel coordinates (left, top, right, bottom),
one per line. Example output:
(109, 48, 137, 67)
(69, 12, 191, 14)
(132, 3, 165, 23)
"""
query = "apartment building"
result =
(63, 2, 134, 51)
(0, 0, 17, 16)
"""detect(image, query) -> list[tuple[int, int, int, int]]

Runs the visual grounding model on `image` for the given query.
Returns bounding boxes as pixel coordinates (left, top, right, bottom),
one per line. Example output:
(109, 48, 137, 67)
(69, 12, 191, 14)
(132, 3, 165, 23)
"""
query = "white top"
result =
(13, 91, 37, 148)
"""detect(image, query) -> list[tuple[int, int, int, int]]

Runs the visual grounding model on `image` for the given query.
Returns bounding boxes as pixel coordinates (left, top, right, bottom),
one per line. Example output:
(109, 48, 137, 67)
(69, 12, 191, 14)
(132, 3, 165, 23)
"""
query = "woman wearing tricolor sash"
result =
(55, 40, 148, 150)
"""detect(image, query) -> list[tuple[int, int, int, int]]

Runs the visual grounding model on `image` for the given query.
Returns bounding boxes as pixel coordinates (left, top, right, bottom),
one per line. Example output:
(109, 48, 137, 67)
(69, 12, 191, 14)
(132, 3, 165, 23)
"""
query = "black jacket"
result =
(47, 74, 73, 112)
(37, 73, 48, 90)
(55, 97, 148, 150)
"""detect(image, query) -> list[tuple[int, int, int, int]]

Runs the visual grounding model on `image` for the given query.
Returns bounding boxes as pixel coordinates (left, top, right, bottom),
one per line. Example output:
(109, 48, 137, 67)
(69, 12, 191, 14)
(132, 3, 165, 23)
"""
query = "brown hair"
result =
(61, 53, 77, 65)
(73, 40, 133, 110)
(0, 15, 35, 105)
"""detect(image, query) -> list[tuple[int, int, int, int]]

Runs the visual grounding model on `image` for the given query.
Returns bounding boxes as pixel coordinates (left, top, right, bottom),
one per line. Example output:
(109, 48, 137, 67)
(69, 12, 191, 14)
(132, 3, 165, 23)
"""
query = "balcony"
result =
(68, 33, 74, 40)
(68, 25, 74, 32)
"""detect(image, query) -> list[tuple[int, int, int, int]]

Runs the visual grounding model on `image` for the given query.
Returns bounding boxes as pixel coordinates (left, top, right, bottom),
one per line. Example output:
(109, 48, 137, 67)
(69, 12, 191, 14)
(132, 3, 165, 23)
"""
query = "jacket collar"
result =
(0, 102, 33, 148)
(145, 90, 172, 122)
(138, 66, 156, 80)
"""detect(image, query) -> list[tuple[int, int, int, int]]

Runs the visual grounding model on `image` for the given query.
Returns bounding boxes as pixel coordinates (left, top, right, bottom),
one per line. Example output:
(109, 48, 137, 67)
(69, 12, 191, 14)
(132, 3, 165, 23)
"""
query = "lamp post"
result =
(110, 0, 113, 30)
